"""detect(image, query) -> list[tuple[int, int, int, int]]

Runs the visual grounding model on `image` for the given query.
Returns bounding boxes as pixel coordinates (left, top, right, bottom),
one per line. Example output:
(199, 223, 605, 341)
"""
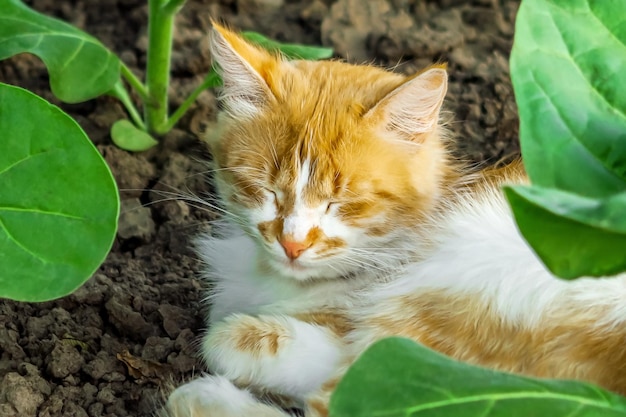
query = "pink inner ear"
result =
(369, 67, 448, 140)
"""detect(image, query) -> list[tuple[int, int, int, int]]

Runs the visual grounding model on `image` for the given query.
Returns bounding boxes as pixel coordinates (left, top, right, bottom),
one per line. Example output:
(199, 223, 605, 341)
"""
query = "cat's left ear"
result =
(209, 22, 277, 118)
(365, 66, 448, 142)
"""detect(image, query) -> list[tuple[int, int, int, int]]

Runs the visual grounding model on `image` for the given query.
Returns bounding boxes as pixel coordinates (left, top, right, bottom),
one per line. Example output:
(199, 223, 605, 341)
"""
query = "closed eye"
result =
(261, 188, 277, 201)
(326, 201, 339, 214)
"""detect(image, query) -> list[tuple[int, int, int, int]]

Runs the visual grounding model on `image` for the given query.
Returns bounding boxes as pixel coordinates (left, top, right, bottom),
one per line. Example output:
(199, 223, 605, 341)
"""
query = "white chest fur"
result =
(197, 231, 375, 325)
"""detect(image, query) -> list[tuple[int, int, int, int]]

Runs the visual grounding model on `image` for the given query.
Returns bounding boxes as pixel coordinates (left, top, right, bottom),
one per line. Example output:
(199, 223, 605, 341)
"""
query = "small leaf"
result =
(116, 349, 172, 384)
(505, 185, 626, 279)
(0, 0, 120, 103)
(242, 31, 334, 60)
(330, 337, 626, 417)
(111, 119, 159, 152)
(510, 0, 626, 198)
(0, 83, 119, 302)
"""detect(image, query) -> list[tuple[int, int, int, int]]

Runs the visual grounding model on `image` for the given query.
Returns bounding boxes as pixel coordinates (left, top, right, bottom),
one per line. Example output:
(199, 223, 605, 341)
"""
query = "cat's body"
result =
(163, 24, 626, 417)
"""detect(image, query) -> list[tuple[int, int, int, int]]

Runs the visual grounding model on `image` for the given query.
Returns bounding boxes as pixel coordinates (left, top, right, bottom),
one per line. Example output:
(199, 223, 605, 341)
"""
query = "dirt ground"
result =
(0, 0, 520, 415)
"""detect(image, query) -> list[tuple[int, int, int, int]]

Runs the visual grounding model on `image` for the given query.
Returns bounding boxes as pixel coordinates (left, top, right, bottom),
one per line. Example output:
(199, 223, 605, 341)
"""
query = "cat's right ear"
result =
(365, 66, 448, 144)
(209, 22, 277, 118)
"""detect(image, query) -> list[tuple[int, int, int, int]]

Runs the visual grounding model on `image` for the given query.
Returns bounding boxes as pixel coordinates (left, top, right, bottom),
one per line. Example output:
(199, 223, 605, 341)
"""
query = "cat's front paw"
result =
(202, 314, 342, 400)
(164, 374, 289, 417)
(164, 375, 248, 417)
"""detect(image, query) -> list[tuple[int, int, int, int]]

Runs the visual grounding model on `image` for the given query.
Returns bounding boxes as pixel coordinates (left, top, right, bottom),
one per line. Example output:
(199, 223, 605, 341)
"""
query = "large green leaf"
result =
(505, 185, 626, 278)
(330, 338, 626, 417)
(0, 83, 119, 302)
(0, 0, 120, 103)
(510, 0, 626, 198)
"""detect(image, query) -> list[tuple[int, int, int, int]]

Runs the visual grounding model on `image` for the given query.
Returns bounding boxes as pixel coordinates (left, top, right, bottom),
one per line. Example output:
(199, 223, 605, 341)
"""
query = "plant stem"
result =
(161, 71, 221, 132)
(120, 63, 149, 102)
(145, 0, 175, 135)
(110, 81, 146, 130)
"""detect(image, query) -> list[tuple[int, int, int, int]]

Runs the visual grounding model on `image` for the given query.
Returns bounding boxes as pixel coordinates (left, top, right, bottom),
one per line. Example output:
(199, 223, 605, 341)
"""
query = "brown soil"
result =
(0, 0, 520, 415)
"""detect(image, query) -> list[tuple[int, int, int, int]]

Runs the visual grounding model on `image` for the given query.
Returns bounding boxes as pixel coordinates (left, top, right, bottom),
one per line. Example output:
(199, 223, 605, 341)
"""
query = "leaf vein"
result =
(0, 206, 85, 221)
(0, 15, 51, 31)
(546, 6, 626, 121)
(0, 26, 109, 50)
(88, 50, 118, 87)
(531, 71, 623, 181)
(0, 216, 48, 264)
(563, 403, 584, 417)
(58, 38, 86, 72)
(0, 152, 40, 177)
(586, 2, 626, 52)
(372, 391, 624, 416)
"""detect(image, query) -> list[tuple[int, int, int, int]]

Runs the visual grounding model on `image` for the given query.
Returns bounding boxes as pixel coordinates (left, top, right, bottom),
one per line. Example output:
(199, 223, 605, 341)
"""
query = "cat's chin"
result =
(265, 257, 341, 282)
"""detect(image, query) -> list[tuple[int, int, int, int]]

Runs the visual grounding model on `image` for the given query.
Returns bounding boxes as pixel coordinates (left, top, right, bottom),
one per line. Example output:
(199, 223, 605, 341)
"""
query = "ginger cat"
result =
(163, 23, 626, 417)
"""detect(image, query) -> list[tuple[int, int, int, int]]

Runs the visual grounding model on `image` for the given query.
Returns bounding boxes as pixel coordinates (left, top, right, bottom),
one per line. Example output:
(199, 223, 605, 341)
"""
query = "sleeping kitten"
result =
(163, 23, 626, 417)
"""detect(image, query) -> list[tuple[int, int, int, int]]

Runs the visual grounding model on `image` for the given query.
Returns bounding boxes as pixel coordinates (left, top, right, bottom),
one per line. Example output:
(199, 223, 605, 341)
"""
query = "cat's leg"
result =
(163, 374, 291, 417)
(202, 313, 344, 402)
(303, 373, 340, 417)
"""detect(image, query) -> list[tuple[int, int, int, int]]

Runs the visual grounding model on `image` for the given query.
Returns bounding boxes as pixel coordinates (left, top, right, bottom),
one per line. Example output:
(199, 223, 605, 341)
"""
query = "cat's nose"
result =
(279, 238, 310, 260)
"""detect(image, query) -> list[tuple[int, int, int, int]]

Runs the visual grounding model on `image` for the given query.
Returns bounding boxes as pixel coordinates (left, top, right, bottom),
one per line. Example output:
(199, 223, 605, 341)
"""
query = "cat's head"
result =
(206, 23, 452, 281)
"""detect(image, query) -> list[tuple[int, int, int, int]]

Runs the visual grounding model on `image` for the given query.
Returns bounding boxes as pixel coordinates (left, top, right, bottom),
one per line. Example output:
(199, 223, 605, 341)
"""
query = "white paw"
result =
(164, 375, 257, 417)
(202, 315, 342, 400)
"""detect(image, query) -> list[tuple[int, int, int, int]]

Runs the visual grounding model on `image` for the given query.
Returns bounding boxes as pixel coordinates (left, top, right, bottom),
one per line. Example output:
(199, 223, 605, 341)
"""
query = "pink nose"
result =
(279, 238, 310, 260)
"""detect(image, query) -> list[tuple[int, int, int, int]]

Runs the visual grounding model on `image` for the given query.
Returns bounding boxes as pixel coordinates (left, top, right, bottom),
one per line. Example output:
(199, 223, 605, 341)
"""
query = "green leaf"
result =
(330, 337, 626, 417)
(505, 185, 626, 279)
(510, 0, 626, 198)
(242, 31, 334, 61)
(0, 0, 120, 103)
(0, 83, 119, 302)
(111, 119, 158, 152)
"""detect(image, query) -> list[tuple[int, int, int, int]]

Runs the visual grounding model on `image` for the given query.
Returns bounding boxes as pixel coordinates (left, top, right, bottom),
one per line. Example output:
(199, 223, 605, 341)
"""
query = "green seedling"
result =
(0, 0, 333, 151)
